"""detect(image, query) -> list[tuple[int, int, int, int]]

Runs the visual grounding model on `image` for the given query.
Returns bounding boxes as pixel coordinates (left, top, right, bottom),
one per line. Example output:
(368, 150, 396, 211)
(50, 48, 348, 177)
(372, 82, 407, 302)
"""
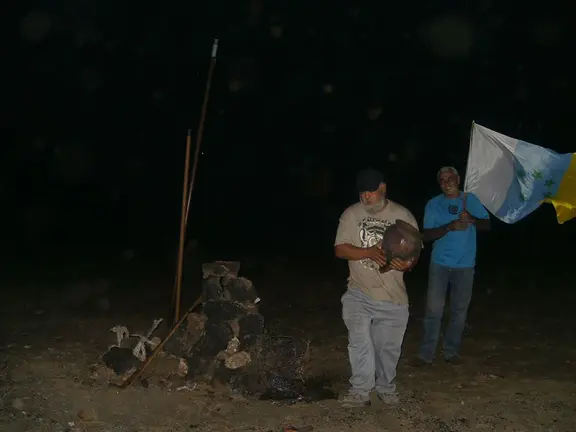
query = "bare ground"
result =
(1, 260, 575, 432)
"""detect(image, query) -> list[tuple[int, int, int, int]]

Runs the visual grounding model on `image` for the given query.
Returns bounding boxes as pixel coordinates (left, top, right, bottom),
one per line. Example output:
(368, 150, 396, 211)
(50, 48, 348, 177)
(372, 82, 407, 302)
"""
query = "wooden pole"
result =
(173, 130, 193, 325)
(171, 38, 220, 324)
(114, 296, 203, 389)
(185, 38, 219, 221)
(462, 120, 475, 211)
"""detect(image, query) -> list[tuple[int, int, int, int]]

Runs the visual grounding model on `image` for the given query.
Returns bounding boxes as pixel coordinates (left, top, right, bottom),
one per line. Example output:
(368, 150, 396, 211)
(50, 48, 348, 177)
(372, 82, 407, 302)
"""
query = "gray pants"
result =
(341, 288, 409, 396)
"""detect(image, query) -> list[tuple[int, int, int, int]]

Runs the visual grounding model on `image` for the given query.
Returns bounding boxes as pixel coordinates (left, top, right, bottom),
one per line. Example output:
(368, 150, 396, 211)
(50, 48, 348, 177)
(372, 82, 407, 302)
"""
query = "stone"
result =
(225, 351, 251, 369)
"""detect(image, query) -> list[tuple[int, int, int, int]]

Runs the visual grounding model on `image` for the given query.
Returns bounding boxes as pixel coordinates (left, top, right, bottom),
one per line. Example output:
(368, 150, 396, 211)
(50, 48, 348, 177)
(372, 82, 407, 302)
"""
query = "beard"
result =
(362, 196, 387, 214)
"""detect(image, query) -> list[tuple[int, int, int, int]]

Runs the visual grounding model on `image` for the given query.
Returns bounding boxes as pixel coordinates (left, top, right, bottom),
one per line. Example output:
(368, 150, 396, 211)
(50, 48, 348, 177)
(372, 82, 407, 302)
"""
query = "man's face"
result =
(438, 171, 460, 196)
(360, 183, 387, 213)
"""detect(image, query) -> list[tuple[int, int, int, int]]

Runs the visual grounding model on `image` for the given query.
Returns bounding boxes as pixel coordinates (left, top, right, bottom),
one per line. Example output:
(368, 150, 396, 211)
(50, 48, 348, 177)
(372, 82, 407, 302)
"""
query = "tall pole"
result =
(462, 120, 475, 210)
(173, 129, 193, 325)
(172, 38, 219, 324)
(185, 38, 219, 220)
(463, 120, 475, 191)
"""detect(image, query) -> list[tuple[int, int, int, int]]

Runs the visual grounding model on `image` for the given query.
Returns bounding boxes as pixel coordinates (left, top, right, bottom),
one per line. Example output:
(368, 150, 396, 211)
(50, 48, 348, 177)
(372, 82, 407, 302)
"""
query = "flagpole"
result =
(463, 121, 475, 191)
(462, 120, 476, 210)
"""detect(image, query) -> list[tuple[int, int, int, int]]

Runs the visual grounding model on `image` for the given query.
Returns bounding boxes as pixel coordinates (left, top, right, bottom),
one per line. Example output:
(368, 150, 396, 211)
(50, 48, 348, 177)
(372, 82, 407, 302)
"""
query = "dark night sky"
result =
(5, 1, 575, 265)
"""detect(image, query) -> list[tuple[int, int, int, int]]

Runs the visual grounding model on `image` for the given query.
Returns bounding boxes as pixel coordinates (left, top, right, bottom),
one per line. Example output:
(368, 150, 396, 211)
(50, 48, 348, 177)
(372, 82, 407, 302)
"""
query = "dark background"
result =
(4, 2, 575, 287)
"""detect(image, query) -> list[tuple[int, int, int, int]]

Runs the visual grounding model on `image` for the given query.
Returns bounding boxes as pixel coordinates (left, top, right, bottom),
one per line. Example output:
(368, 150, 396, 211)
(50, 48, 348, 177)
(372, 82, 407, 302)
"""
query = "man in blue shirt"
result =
(411, 166, 490, 366)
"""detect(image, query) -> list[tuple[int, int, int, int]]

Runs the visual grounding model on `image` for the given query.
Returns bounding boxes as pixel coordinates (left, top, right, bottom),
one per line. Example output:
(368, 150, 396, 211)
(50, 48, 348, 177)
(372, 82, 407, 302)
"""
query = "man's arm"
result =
(334, 209, 386, 266)
(422, 201, 450, 242)
(335, 243, 369, 261)
(422, 224, 451, 242)
(334, 209, 366, 261)
(462, 193, 491, 232)
(335, 243, 387, 267)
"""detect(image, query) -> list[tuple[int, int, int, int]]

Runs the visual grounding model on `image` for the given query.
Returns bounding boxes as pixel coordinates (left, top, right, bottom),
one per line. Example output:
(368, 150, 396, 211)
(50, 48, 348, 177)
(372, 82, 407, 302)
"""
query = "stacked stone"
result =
(179, 262, 264, 387)
(178, 261, 310, 399)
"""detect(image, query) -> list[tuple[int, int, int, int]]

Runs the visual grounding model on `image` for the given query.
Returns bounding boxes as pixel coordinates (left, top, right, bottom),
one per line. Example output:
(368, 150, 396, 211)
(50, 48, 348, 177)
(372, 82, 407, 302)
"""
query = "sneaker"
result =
(406, 357, 432, 368)
(377, 392, 400, 405)
(339, 392, 371, 408)
(445, 355, 464, 365)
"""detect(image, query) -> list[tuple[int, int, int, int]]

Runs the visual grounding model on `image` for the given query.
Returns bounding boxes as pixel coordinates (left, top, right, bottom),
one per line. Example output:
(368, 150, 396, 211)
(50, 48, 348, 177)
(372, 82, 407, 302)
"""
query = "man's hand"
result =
(448, 219, 470, 231)
(365, 245, 387, 267)
(459, 210, 476, 223)
(389, 257, 415, 272)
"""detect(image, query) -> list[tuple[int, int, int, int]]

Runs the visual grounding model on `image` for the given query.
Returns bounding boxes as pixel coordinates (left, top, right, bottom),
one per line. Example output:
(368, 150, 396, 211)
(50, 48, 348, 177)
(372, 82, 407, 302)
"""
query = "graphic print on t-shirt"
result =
(357, 216, 393, 271)
(448, 204, 460, 215)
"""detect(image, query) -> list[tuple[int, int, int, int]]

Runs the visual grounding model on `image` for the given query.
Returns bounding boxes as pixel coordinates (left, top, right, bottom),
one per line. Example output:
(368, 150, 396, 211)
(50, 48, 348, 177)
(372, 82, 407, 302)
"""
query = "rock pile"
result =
(166, 261, 312, 399)
(102, 261, 332, 401)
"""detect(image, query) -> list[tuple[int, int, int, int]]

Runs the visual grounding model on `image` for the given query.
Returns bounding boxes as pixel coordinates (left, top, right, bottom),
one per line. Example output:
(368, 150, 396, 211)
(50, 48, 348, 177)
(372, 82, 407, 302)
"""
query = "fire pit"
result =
(101, 261, 334, 402)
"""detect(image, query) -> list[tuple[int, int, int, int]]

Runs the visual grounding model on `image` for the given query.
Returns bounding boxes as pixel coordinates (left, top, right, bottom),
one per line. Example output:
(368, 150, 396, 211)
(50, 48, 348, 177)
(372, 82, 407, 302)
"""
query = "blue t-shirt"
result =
(423, 192, 489, 268)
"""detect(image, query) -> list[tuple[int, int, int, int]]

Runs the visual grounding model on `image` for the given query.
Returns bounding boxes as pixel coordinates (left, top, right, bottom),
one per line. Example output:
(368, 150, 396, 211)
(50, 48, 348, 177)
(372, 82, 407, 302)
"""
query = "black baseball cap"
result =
(356, 168, 385, 193)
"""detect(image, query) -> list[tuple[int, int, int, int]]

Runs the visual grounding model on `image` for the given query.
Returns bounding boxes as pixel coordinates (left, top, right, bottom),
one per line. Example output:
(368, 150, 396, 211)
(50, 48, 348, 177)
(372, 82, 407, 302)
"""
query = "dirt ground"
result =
(1, 257, 575, 432)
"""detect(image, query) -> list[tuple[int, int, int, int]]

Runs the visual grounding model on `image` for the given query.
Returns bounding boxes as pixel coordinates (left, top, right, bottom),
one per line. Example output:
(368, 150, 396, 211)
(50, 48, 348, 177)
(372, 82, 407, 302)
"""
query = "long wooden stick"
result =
(172, 38, 220, 324)
(115, 295, 203, 389)
(463, 120, 475, 192)
(185, 38, 219, 224)
(173, 130, 193, 326)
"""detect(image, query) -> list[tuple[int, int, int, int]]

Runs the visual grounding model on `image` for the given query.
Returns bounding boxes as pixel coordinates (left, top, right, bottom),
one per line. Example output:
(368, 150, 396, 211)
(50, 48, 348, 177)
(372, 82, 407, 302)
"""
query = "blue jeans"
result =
(342, 288, 409, 396)
(418, 263, 475, 362)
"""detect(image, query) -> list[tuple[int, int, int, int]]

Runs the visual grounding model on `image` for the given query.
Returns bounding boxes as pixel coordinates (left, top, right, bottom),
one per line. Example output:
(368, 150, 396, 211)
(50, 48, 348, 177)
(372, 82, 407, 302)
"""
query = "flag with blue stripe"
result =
(464, 123, 576, 224)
